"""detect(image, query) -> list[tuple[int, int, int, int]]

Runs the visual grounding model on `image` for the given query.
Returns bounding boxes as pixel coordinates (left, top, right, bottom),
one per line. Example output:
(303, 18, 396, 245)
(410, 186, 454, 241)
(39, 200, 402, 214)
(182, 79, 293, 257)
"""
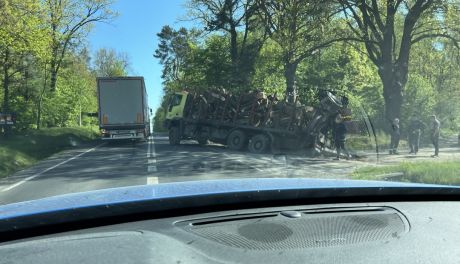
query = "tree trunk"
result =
(50, 58, 58, 91)
(230, 28, 238, 66)
(2, 50, 10, 136)
(36, 98, 42, 130)
(379, 67, 404, 124)
(2, 50, 10, 113)
(79, 102, 82, 127)
(37, 64, 48, 130)
(284, 62, 298, 103)
(229, 25, 240, 86)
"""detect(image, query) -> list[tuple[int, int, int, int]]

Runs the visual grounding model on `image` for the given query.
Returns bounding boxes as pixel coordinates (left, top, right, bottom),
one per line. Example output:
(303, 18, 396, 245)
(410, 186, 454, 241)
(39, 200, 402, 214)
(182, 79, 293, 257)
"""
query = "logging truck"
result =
(163, 90, 347, 154)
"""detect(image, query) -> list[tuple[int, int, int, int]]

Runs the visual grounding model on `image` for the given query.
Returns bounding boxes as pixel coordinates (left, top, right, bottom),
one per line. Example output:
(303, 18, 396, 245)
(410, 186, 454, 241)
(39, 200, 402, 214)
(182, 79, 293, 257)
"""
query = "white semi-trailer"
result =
(97, 77, 150, 140)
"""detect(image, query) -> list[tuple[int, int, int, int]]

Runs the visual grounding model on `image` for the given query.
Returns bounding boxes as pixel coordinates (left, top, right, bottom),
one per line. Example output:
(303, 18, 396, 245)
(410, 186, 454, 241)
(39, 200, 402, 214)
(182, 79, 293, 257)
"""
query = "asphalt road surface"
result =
(0, 135, 459, 205)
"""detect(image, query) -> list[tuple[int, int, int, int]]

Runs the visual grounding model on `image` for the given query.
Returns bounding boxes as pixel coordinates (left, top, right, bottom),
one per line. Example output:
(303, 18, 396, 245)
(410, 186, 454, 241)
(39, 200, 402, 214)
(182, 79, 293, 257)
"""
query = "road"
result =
(0, 135, 459, 205)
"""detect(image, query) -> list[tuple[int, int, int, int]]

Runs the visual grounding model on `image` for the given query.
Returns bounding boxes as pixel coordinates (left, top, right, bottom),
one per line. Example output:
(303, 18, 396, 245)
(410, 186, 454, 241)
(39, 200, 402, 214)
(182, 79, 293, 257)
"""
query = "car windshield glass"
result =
(0, 0, 459, 206)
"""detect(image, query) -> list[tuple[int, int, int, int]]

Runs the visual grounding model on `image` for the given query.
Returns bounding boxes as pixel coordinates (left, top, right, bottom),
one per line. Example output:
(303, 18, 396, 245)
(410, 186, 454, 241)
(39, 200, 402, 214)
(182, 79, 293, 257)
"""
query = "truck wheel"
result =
(249, 134, 269, 154)
(227, 130, 248, 151)
(169, 126, 181, 145)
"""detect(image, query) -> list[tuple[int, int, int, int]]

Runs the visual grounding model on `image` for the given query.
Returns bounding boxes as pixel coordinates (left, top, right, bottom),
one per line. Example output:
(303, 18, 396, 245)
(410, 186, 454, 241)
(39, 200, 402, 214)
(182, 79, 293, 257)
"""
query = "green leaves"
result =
(94, 48, 131, 77)
(154, 26, 194, 85)
(0, 0, 115, 131)
(0, 0, 46, 54)
(155, 0, 460, 134)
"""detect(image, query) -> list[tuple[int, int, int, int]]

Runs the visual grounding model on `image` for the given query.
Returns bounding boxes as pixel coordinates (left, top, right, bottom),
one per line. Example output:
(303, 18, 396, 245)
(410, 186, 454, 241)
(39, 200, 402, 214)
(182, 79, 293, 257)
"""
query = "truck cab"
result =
(163, 92, 189, 145)
(165, 92, 188, 122)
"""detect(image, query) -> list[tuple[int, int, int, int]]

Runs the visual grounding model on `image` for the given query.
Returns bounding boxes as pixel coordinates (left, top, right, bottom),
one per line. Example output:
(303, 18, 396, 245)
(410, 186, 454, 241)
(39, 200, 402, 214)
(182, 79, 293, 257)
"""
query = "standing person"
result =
(333, 114, 348, 160)
(430, 115, 441, 157)
(389, 118, 400, 154)
(408, 115, 424, 154)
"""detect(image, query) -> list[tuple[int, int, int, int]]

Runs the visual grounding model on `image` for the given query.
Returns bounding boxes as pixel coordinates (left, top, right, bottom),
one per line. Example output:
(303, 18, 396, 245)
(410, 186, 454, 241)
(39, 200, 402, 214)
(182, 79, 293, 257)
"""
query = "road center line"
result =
(147, 176, 159, 185)
(150, 136, 156, 158)
(1, 143, 105, 192)
(147, 137, 151, 158)
(146, 136, 158, 184)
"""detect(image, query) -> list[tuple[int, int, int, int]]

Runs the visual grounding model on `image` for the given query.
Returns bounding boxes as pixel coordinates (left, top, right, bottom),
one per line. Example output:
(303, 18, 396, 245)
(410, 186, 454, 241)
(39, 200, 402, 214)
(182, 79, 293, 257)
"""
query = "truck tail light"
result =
(102, 114, 108, 124)
(137, 113, 142, 123)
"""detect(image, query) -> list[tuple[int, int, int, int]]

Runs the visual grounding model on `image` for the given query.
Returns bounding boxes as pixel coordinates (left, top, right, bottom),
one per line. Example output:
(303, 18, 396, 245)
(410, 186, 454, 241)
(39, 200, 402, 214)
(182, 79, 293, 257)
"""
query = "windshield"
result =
(0, 0, 459, 206)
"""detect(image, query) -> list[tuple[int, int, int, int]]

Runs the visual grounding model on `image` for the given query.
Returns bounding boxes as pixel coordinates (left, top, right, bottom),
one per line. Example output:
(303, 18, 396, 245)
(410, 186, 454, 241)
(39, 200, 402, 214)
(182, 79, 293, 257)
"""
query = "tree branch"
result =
(411, 33, 459, 48)
(293, 37, 377, 65)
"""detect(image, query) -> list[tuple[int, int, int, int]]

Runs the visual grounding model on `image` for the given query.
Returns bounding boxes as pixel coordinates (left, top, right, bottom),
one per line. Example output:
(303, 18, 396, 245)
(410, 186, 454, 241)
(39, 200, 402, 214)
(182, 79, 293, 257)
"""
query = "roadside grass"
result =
(0, 127, 99, 178)
(347, 131, 408, 151)
(351, 161, 460, 186)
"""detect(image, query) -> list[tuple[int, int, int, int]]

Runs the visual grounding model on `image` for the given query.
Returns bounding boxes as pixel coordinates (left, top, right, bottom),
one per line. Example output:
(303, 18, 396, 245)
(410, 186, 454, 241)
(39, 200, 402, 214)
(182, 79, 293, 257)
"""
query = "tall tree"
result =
(0, 0, 46, 113)
(45, 0, 116, 91)
(155, 26, 234, 92)
(256, 0, 339, 102)
(188, 0, 267, 86)
(337, 0, 460, 122)
(154, 26, 194, 88)
(0, 0, 48, 135)
(42, 51, 97, 127)
(94, 48, 131, 77)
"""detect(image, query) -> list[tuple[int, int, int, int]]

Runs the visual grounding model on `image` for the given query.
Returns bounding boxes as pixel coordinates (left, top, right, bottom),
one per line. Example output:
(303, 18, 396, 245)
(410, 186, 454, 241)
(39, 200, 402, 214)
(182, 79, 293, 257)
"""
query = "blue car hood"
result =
(0, 178, 454, 220)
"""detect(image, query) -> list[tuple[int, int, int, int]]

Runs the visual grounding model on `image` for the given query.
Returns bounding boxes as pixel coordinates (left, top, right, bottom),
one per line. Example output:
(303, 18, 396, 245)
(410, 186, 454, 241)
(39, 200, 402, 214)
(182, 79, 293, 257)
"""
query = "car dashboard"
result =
(1, 201, 459, 264)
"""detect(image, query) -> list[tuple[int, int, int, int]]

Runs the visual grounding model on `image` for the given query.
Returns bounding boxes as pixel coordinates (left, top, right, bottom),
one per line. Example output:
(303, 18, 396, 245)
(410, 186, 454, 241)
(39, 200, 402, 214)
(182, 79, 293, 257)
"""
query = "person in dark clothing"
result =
(333, 114, 348, 160)
(408, 115, 425, 154)
(389, 118, 400, 155)
(430, 115, 441, 157)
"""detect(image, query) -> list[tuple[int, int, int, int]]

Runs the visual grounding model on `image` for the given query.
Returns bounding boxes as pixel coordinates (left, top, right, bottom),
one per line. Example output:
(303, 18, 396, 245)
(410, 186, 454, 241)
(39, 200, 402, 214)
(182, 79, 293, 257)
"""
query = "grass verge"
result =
(351, 161, 460, 186)
(0, 127, 99, 178)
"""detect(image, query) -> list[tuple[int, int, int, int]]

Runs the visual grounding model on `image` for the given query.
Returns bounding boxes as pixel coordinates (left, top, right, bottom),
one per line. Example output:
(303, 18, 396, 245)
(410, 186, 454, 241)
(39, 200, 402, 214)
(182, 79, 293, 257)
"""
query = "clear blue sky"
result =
(88, 0, 190, 112)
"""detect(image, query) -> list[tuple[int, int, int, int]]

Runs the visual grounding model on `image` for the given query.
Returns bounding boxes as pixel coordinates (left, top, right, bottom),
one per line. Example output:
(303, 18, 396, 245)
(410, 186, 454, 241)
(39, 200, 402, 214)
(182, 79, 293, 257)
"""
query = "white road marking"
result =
(146, 136, 158, 184)
(222, 153, 264, 172)
(147, 176, 159, 185)
(147, 137, 151, 158)
(1, 143, 105, 192)
(150, 137, 156, 158)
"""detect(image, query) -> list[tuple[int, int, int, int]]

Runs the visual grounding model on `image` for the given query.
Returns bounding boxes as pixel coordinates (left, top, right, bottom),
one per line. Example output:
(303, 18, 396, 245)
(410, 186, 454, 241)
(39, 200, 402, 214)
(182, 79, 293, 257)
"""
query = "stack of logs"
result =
(184, 89, 316, 132)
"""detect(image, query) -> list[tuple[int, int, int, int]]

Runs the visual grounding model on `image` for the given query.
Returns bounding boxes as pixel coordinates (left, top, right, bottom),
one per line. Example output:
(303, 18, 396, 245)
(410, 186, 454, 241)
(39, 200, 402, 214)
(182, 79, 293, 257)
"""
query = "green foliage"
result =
(147, 2, 459, 140)
(0, 0, 116, 133)
(153, 107, 167, 132)
(186, 35, 233, 91)
(410, 40, 460, 132)
(187, 0, 265, 87)
(154, 26, 194, 86)
(402, 73, 436, 125)
(154, 18, 460, 134)
(251, 39, 285, 96)
(94, 48, 131, 77)
(296, 43, 383, 112)
(0, 0, 47, 54)
(44, 0, 117, 91)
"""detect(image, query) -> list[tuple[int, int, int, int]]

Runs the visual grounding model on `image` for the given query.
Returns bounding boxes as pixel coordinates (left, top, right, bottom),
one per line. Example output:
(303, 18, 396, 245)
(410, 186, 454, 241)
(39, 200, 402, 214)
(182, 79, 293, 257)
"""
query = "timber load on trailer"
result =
(164, 89, 348, 154)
